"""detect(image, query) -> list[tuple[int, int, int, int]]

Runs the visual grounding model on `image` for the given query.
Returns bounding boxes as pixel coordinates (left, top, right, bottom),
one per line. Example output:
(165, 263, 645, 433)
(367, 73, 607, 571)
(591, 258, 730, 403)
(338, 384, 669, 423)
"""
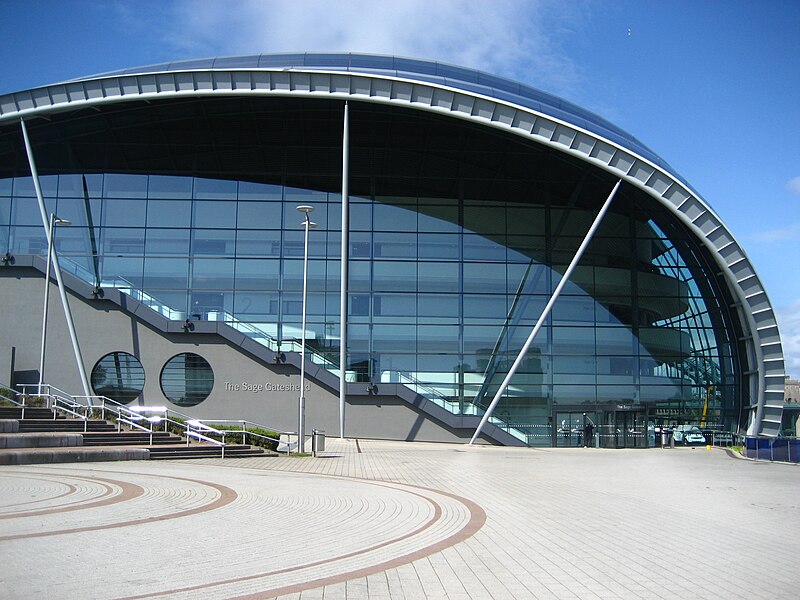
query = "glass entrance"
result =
(598, 409, 648, 448)
(554, 411, 598, 447)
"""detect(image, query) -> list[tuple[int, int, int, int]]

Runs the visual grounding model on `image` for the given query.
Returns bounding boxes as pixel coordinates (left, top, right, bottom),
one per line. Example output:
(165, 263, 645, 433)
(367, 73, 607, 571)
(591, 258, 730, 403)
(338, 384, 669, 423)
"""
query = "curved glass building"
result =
(0, 53, 785, 446)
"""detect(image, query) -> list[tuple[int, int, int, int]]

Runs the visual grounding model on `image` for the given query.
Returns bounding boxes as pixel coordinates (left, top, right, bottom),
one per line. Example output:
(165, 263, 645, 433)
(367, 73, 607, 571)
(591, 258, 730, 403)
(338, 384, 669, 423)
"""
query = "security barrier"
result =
(743, 437, 800, 463)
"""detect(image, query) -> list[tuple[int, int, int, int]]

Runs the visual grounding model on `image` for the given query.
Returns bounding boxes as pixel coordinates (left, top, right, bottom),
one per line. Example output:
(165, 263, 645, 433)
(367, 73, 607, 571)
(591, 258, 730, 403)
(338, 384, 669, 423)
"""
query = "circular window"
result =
(160, 353, 214, 407)
(91, 352, 145, 404)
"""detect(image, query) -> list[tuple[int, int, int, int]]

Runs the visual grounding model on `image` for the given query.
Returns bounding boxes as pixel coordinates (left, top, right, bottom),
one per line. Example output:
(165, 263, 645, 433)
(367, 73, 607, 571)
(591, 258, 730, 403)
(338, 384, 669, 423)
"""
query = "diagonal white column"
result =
(469, 180, 622, 445)
(20, 118, 93, 399)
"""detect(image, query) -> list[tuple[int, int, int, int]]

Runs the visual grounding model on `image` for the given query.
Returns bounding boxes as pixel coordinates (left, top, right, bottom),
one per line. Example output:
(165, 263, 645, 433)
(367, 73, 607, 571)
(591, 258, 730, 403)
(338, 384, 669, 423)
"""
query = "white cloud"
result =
(776, 300, 800, 379)
(752, 222, 800, 242)
(787, 176, 800, 195)
(151, 0, 587, 98)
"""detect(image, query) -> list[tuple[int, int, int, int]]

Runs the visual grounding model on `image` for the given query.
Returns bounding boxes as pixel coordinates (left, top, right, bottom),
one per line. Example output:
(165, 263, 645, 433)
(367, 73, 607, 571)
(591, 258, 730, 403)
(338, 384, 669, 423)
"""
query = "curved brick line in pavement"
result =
(0, 472, 236, 542)
(0, 473, 80, 511)
(0, 471, 141, 523)
(117, 477, 486, 600)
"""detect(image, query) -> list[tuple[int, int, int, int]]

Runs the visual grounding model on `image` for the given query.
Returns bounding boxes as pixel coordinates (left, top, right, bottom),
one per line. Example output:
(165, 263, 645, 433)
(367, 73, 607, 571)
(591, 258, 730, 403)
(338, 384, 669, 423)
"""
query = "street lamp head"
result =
(53, 216, 71, 226)
(296, 204, 315, 214)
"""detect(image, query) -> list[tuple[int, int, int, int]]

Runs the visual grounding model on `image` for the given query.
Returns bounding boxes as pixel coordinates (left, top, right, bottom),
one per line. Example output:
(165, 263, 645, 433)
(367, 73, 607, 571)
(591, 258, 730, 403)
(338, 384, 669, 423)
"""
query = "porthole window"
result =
(160, 353, 214, 407)
(91, 352, 145, 404)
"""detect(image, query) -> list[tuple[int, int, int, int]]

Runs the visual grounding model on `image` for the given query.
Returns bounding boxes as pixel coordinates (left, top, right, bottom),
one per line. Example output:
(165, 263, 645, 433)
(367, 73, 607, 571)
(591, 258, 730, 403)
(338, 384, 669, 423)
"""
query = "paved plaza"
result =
(0, 439, 798, 599)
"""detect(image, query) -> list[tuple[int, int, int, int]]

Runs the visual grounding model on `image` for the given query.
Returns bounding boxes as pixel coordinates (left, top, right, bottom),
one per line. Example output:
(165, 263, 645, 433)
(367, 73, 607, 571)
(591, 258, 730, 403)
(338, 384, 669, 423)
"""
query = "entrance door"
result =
(601, 409, 647, 448)
(554, 410, 598, 447)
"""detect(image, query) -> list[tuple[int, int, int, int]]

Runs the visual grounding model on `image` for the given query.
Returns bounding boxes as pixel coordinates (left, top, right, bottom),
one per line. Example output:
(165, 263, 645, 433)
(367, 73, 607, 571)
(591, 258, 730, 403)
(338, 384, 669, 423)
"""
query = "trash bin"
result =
(662, 430, 672, 448)
(312, 429, 325, 455)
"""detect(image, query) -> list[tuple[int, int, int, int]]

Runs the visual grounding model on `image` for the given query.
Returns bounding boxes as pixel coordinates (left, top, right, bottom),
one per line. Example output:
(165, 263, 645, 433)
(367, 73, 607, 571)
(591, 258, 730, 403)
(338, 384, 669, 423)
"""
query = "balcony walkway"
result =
(1, 439, 798, 599)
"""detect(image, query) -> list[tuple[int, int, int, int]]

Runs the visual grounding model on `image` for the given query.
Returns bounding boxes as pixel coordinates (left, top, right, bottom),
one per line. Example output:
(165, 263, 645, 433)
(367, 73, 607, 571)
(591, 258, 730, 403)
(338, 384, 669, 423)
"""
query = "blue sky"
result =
(2, 0, 799, 375)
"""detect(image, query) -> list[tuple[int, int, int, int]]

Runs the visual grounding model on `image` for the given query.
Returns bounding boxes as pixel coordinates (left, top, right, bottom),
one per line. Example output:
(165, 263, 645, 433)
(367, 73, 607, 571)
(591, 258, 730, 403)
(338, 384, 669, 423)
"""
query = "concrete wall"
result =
(0, 267, 474, 444)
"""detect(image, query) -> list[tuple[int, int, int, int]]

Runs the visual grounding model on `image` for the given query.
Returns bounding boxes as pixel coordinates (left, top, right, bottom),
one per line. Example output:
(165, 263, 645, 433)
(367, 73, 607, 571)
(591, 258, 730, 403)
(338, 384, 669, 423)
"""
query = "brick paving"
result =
(0, 438, 798, 599)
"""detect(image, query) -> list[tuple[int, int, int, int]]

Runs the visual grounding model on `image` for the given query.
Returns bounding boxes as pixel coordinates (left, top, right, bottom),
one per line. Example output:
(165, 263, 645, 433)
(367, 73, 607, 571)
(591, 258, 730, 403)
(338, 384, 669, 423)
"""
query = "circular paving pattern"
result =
(0, 463, 485, 599)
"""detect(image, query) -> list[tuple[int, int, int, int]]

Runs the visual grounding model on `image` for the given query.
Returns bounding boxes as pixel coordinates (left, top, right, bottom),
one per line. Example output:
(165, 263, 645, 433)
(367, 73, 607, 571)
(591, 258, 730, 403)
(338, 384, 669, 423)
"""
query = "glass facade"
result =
(0, 97, 746, 444)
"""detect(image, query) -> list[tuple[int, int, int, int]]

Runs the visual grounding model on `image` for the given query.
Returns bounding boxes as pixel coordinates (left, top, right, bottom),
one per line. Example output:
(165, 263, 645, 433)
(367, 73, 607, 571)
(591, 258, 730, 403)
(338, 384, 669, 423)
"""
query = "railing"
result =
(95, 401, 227, 454)
(17, 383, 92, 428)
(0, 384, 30, 418)
(91, 401, 293, 456)
(191, 419, 293, 452)
(743, 436, 800, 464)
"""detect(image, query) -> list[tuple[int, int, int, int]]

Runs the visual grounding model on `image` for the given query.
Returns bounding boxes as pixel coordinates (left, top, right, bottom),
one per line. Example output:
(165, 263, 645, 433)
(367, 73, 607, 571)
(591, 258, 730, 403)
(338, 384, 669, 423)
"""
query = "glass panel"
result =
(102, 198, 147, 227)
(418, 294, 459, 321)
(237, 200, 283, 229)
(101, 229, 145, 255)
(192, 229, 235, 255)
(463, 262, 505, 293)
(191, 258, 235, 289)
(11, 197, 45, 226)
(148, 175, 193, 199)
(238, 181, 282, 200)
(236, 230, 281, 257)
(143, 257, 189, 289)
(463, 234, 506, 261)
(57, 174, 103, 198)
(373, 202, 417, 231)
(418, 233, 459, 260)
(103, 174, 147, 199)
(145, 229, 190, 256)
(54, 196, 102, 227)
(464, 201, 505, 234)
(147, 199, 191, 227)
(374, 232, 416, 259)
(194, 200, 237, 228)
(374, 261, 416, 292)
(193, 178, 237, 200)
(418, 262, 459, 293)
(418, 204, 459, 232)
(235, 259, 280, 290)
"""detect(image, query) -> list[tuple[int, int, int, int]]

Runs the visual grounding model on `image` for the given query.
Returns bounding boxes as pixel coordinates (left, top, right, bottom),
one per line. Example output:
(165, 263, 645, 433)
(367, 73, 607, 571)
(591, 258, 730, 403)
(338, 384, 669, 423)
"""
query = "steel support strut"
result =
(469, 180, 622, 445)
(21, 119, 93, 400)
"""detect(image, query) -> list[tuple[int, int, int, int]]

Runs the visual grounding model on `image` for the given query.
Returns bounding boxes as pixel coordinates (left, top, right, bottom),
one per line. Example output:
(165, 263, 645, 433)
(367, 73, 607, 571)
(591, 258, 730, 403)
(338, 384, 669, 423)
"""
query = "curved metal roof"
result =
(70, 52, 675, 177)
(0, 51, 784, 434)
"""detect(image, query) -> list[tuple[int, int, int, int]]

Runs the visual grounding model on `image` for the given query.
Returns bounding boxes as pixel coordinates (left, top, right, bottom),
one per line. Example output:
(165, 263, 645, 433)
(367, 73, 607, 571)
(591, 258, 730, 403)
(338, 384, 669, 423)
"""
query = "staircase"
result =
(0, 406, 270, 464)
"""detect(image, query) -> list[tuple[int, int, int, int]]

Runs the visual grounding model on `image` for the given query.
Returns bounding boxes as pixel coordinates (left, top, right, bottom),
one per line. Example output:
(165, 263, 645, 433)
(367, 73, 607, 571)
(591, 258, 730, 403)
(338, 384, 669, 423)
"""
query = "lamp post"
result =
(38, 213, 71, 395)
(296, 204, 316, 452)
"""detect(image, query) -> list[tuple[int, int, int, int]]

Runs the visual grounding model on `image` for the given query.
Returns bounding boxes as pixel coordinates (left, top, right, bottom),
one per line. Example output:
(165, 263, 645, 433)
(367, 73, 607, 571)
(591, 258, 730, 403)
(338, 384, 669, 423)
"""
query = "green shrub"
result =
(216, 425, 280, 451)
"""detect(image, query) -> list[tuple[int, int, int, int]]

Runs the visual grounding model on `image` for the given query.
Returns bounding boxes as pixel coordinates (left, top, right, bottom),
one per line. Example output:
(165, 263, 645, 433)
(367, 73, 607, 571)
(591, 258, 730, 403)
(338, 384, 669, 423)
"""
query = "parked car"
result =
(672, 425, 706, 445)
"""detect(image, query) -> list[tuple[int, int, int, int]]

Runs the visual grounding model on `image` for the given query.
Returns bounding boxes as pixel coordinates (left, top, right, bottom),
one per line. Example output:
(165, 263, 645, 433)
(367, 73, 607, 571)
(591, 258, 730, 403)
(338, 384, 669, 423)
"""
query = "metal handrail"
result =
(1, 384, 29, 418)
(93, 400, 232, 454)
(192, 418, 293, 452)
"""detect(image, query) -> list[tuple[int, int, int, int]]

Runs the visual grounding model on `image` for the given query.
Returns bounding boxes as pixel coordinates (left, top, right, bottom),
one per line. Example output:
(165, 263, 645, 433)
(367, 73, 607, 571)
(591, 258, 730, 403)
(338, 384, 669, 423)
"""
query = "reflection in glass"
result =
(160, 353, 214, 407)
(91, 352, 145, 404)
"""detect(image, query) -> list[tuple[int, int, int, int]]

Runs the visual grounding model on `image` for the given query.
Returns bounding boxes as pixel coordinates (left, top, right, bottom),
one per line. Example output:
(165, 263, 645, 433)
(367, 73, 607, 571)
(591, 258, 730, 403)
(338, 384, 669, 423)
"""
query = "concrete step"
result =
(82, 432, 184, 446)
(148, 444, 268, 460)
(0, 432, 83, 449)
(18, 419, 117, 433)
(0, 446, 149, 465)
(0, 407, 55, 419)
